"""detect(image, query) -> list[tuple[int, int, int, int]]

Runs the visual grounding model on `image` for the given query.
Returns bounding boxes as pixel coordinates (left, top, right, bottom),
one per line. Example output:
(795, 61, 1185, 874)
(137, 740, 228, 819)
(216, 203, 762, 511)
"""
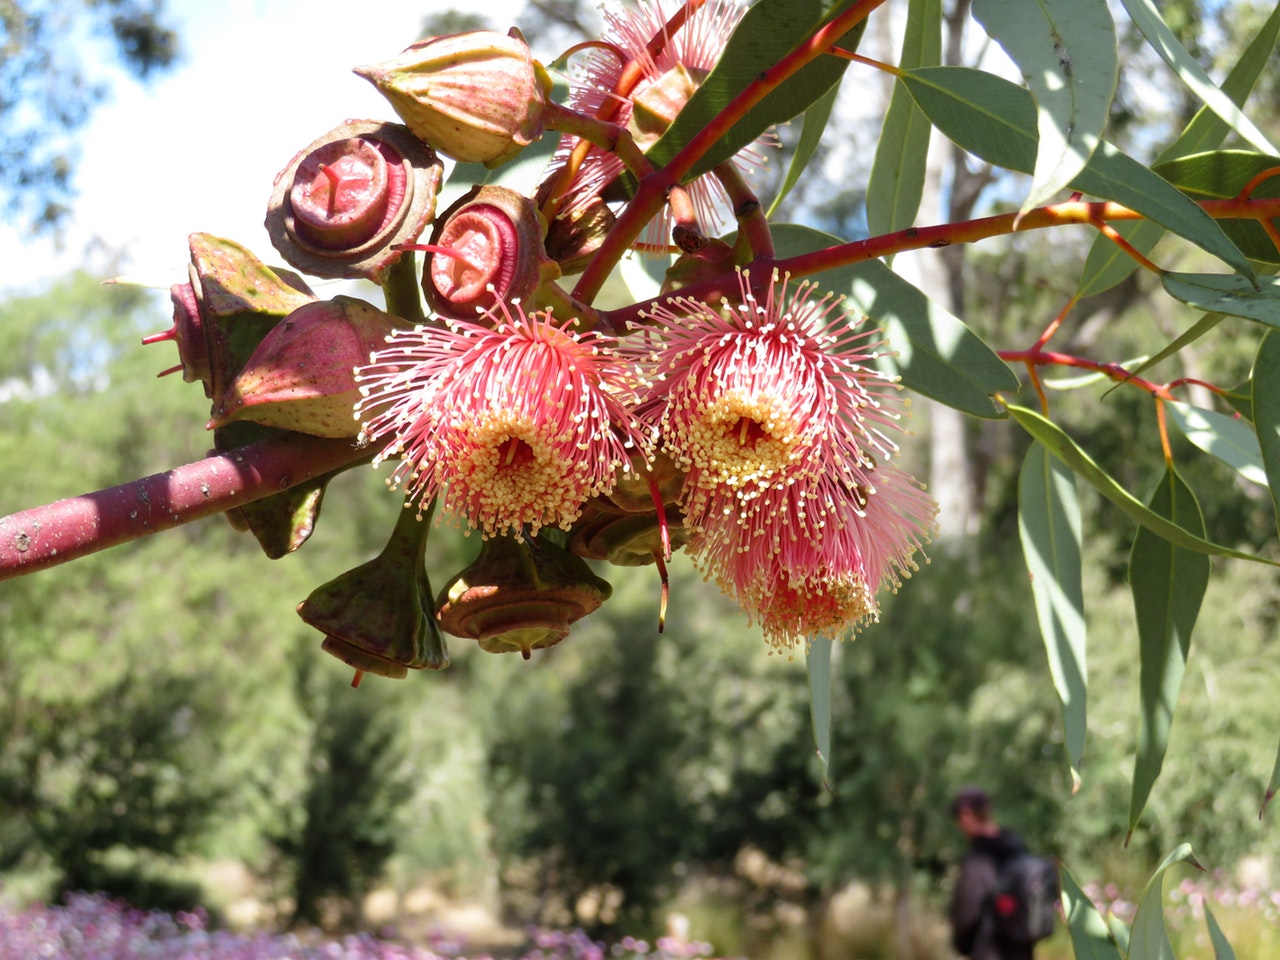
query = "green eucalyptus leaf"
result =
(807, 635, 833, 790)
(1128, 468, 1209, 840)
(1205, 906, 1238, 960)
(770, 223, 1018, 417)
(647, 0, 864, 179)
(972, 0, 1117, 215)
(1061, 866, 1126, 960)
(1154, 150, 1280, 264)
(1166, 400, 1267, 486)
(900, 66, 1254, 280)
(1110, 312, 1224, 389)
(1127, 844, 1205, 960)
(1117, 0, 1277, 155)
(1018, 442, 1087, 788)
(768, 82, 840, 217)
(1107, 913, 1133, 955)
(1162, 273, 1280, 326)
(1262, 729, 1280, 819)
(1077, 2, 1280, 295)
(1253, 332, 1280, 542)
(1005, 404, 1277, 565)
(866, 0, 941, 239)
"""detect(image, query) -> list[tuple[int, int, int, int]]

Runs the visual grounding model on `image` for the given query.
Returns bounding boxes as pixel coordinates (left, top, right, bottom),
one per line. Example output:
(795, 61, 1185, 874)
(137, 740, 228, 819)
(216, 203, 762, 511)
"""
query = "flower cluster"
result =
(141, 0, 937, 667)
(625, 270, 936, 649)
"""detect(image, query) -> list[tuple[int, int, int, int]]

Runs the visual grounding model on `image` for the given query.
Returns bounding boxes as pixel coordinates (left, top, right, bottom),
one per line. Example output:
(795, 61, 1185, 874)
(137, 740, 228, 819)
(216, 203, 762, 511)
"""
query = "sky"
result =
(0, 0, 529, 294)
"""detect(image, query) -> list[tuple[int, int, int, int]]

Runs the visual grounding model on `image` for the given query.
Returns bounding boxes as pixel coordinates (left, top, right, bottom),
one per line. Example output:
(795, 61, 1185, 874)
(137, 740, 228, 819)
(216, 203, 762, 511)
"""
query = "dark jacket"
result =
(949, 828, 1034, 960)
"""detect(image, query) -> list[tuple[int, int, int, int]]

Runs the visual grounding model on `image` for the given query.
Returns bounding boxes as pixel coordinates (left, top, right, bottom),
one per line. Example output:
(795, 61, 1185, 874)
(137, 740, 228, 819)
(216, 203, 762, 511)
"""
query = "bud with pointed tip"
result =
(435, 534, 610, 659)
(266, 120, 443, 283)
(298, 500, 449, 681)
(144, 234, 315, 400)
(354, 30, 550, 166)
(211, 296, 399, 438)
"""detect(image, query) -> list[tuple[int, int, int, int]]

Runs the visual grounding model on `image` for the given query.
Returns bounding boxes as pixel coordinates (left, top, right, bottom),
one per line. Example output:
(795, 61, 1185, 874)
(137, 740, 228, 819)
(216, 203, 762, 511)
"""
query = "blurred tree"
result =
(0, 0, 178, 232)
(270, 645, 418, 930)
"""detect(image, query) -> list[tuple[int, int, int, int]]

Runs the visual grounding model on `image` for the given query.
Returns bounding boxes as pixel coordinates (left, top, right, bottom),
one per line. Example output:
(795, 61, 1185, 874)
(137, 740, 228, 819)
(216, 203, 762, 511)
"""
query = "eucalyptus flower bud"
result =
(211, 297, 400, 438)
(435, 533, 610, 659)
(266, 120, 443, 283)
(143, 234, 315, 401)
(355, 30, 551, 167)
(417, 185, 558, 320)
(298, 500, 448, 682)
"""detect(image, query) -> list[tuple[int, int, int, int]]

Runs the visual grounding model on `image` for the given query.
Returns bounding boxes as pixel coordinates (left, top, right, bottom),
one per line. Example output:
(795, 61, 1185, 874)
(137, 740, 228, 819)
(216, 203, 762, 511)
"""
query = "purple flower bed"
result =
(0, 893, 727, 960)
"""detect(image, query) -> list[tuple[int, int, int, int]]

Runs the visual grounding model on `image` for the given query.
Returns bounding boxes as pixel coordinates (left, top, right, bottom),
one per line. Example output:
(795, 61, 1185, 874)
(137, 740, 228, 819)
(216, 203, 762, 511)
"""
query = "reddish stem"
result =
(0, 433, 373, 581)
(573, 0, 890, 302)
(1000, 348, 1168, 398)
(598, 194, 1280, 331)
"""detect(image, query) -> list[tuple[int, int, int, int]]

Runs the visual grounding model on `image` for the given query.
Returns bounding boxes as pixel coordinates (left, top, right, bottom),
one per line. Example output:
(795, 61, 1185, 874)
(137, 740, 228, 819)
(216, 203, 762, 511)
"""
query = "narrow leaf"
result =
(1112, 312, 1224, 388)
(900, 67, 1254, 279)
(1127, 844, 1205, 960)
(771, 223, 1020, 416)
(1262, 728, 1280, 818)
(1061, 865, 1126, 960)
(1118, 0, 1277, 155)
(1205, 906, 1238, 960)
(1107, 914, 1133, 956)
(807, 635, 833, 789)
(647, 0, 864, 179)
(1162, 273, 1280, 327)
(1166, 400, 1267, 486)
(1077, 1, 1280, 295)
(1128, 467, 1209, 839)
(1252, 331, 1280, 543)
(972, 0, 1117, 215)
(1018, 442, 1087, 788)
(1005, 404, 1277, 565)
(768, 82, 840, 217)
(866, 0, 941, 238)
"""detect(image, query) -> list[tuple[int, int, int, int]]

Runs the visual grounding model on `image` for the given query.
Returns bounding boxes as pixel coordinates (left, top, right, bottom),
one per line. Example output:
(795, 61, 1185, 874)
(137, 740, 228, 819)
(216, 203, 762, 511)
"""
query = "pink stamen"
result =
(393, 242, 488, 273)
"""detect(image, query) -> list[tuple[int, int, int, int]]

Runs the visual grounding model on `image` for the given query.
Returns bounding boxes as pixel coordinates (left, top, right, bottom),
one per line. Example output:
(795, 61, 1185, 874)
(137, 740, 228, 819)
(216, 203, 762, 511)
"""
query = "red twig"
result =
(573, 0, 890, 302)
(0, 433, 373, 581)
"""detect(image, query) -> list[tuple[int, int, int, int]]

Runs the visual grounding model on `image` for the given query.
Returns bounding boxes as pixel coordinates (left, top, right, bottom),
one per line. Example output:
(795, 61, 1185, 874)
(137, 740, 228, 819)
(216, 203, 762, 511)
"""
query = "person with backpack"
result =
(948, 787, 1060, 960)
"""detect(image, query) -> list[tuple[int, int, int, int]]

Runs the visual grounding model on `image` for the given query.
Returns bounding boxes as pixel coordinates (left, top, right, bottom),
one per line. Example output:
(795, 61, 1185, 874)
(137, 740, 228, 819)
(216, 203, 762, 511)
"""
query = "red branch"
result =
(0, 433, 372, 581)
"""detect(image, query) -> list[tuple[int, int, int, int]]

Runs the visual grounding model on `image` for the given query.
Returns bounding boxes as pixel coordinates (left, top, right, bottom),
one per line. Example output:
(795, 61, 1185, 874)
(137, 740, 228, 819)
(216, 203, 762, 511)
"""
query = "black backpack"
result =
(989, 853, 1060, 943)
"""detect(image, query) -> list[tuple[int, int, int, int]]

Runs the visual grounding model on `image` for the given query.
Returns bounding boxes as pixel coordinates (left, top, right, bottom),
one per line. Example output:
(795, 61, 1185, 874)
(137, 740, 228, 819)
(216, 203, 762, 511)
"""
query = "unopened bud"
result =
(435, 534, 610, 659)
(299, 500, 449, 681)
(266, 120, 443, 283)
(211, 296, 399, 438)
(354, 30, 550, 166)
(144, 234, 315, 400)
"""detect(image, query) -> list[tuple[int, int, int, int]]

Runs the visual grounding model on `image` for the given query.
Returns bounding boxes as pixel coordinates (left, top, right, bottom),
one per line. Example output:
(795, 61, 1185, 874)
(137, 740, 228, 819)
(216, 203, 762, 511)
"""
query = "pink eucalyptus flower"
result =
(634, 270, 908, 524)
(694, 468, 937, 651)
(548, 0, 766, 249)
(356, 302, 652, 539)
(631, 269, 937, 647)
